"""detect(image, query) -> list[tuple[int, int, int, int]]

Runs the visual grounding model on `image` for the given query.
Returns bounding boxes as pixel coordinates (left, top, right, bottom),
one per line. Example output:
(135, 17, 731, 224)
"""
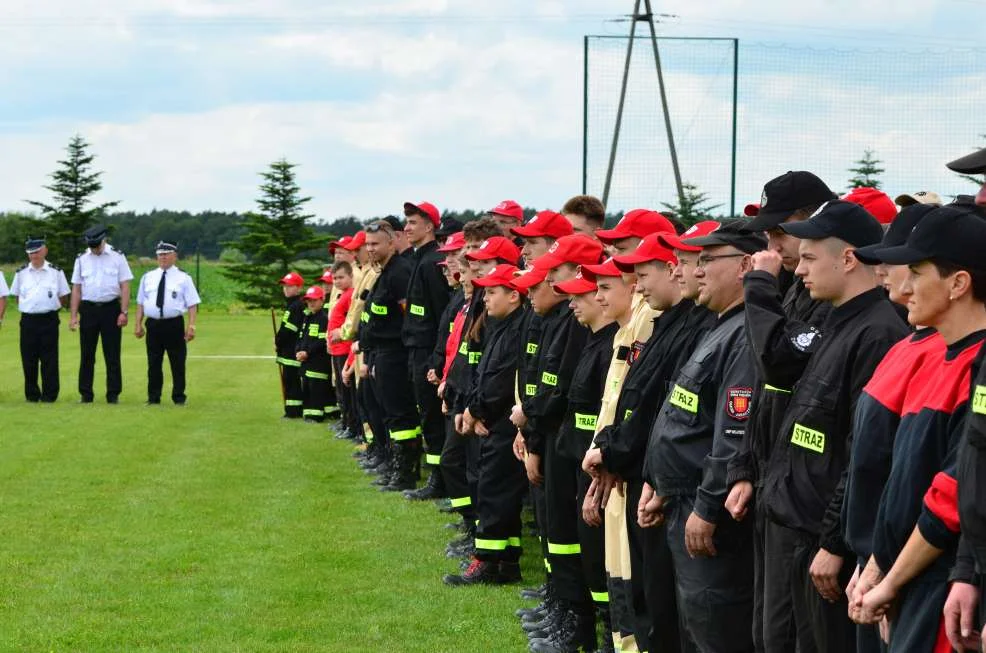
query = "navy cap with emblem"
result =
(680, 219, 767, 255)
(435, 216, 463, 238)
(744, 171, 837, 232)
(854, 204, 937, 265)
(24, 236, 46, 254)
(155, 240, 178, 254)
(779, 200, 884, 249)
(947, 146, 986, 175)
(83, 224, 108, 246)
(863, 205, 986, 269)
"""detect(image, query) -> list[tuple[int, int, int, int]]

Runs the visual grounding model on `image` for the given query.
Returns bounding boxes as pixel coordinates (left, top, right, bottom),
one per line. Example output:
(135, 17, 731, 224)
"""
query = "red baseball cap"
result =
(842, 187, 897, 224)
(471, 264, 526, 294)
(553, 268, 597, 295)
(404, 201, 441, 227)
(511, 265, 549, 290)
(489, 200, 524, 222)
(319, 270, 334, 284)
(612, 233, 679, 271)
(511, 210, 575, 239)
(437, 231, 466, 253)
(535, 234, 605, 270)
(465, 236, 521, 264)
(595, 209, 676, 243)
(743, 203, 761, 217)
(279, 271, 305, 286)
(303, 285, 325, 301)
(582, 257, 624, 278)
(658, 221, 721, 252)
(341, 231, 366, 250)
(328, 235, 351, 252)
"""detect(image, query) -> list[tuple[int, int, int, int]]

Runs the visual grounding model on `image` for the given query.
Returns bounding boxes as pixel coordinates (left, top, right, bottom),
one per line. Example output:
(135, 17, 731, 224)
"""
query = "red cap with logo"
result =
(595, 209, 676, 243)
(303, 285, 325, 301)
(437, 231, 466, 253)
(465, 236, 521, 264)
(842, 187, 898, 224)
(612, 233, 679, 271)
(341, 231, 366, 251)
(658, 221, 721, 252)
(329, 235, 351, 252)
(319, 270, 334, 285)
(489, 199, 524, 222)
(471, 264, 526, 294)
(403, 201, 441, 227)
(511, 210, 575, 239)
(279, 271, 305, 287)
(535, 234, 605, 270)
(582, 257, 624, 278)
(553, 268, 598, 295)
(511, 265, 549, 290)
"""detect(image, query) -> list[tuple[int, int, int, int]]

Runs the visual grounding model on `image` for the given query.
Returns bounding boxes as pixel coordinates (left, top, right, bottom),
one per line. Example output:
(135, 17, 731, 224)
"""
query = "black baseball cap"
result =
(744, 171, 837, 231)
(435, 216, 463, 238)
(780, 200, 883, 249)
(854, 204, 937, 265)
(946, 146, 986, 175)
(680, 219, 767, 255)
(382, 215, 404, 231)
(870, 206, 986, 269)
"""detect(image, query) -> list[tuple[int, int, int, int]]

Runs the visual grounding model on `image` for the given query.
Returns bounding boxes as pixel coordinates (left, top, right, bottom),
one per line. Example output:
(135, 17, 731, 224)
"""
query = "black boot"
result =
(529, 603, 596, 653)
(402, 466, 446, 500)
(498, 561, 522, 585)
(520, 583, 547, 601)
(443, 557, 501, 586)
(382, 440, 417, 492)
(595, 606, 615, 653)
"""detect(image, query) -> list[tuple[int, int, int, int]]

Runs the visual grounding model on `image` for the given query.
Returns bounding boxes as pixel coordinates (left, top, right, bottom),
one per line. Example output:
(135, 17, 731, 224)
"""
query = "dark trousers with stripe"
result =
(440, 414, 475, 520)
(78, 299, 123, 402)
(278, 359, 304, 418)
(331, 354, 358, 434)
(20, 311, 60, 402)
(577, 471, 608, 606)
(409, 347, 444, 467)
(145, 316, 187, 404)
(371, 348, 421, 442)
(475, 424, 527, 562)
(301, 364, 332, 421)
(545, 448, 591, 606)
(357, 365, 388, 450)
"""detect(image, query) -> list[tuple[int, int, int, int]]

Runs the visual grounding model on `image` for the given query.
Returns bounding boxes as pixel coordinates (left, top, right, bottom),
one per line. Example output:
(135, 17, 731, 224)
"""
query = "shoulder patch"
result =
(49, 263, 61, 271)
(627, 340, 645, 366)
(16, 263, 27, 271)
(726, 387, 753, 420)
(790, 327, 820, 353)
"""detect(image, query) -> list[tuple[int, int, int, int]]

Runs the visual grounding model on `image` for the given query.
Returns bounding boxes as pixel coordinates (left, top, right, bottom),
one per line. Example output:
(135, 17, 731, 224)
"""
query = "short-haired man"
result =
(562, 195, 607, 238)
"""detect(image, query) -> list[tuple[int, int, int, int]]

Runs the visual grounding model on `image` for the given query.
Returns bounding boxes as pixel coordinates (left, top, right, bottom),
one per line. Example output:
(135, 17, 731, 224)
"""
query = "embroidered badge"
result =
(790, 328, 819, 352)
(627, 340, 645, 366)
(726, 387, 753, 420)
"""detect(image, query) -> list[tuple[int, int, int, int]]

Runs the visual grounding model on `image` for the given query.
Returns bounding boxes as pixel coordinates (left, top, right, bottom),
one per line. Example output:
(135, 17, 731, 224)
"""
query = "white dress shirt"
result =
(10, 262, 70, 313)
(70, 245, 134, 302)
(137, 265, 201, 319)
(0, 272, 8, 297)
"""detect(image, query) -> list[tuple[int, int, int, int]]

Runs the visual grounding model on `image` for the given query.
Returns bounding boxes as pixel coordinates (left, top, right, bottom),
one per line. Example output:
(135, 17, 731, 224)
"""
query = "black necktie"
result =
(156, 269, 167, 318)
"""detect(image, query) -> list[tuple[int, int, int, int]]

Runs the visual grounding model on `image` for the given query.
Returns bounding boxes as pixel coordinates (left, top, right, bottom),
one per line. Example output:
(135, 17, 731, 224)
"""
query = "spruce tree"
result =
(660, 182, 723, 228)
(847, 150, 885, 190)
(222, 159, 326, 308)
(25, 135, 120, 268)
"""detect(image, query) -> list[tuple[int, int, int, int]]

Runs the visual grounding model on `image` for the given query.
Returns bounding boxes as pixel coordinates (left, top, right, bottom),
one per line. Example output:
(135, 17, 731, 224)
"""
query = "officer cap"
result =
(83, 224, 108, 246)
(25, 236, 46, 254)
(155, 240, 178, 254)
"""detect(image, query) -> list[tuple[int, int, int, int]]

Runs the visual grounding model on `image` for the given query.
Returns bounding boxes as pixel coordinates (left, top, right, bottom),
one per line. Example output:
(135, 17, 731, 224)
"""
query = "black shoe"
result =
(443, 558, 501, 586)
(173, 399, 186, 406)
(381, 477, 415, 492)
(145, 400, 161, 406)
(79, 397, 93, 404)
(403, 483, 443, 501)
(523, 606, 561, 633)
(528, 604, 596, 653)
(371, 471, 396, 486)
(334, 428, 352, 440)
(437, 500, 456, 514)
(107, 397, 119, 404)
(520, 584, 547, 601)
(498, 561, 522, 585)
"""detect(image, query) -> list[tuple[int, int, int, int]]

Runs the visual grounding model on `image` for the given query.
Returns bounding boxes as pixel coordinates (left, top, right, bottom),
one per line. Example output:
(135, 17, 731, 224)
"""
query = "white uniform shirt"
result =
(0, 272, 8, 297)
(71, 245, 134, 302)
(10, 262, 71, 314)
(136, 265, 201, 319)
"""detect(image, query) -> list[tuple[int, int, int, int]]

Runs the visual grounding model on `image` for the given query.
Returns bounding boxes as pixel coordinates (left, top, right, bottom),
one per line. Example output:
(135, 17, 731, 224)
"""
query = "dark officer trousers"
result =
(474, 425, 527, 563)
(440, 414, 475, 521)
(785, 528, 856, 653)
(79, 299, 123, 402)
(331, 354, 358, 434)
(409, 347, 445, 468)
(371, 348, 422, 442)
(20, 311, 60, 402)
(301, 366, 331, 421)
(357, 364, 388, 453)
(576, 471, 608, 608)
(144, 316, 187, 404)
(757, 512, 802, 653)
(545, 448, 591, 606)
(666, 494, 755, 653)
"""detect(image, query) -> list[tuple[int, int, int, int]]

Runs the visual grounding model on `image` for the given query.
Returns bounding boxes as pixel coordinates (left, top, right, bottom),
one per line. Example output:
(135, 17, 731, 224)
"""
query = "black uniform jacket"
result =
(598, 300, 715, 482)
(516, 307, 542, 405)
(402, 240, 452, 349)
(449, 290, 487, 415)
(648, 304, 759, 524)
(955, 343, 986, 575)
(429, 287, 465, 373)
(362, 254, 413, 352)
(275, 296, 306, 363)
(467, 305, 526, 436)
(761, 287, 907, 555)
(296, 308, 330, 373)
(556, 321, 619, 461)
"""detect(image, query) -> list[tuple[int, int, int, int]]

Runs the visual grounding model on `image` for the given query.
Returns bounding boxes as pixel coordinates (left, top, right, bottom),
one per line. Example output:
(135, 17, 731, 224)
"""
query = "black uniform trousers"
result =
(145, 316, 187, 404)
(545, 448, 591, 606)
(576, 471, 608, 606)
(440, 414, 475, 520)
(885, 561, 951, 653)
(756, 507, 801, 653)
(301, 365, 332, 421)
(331, 354, 358, 434)
(410, 347, 444, 467)
(79, 299, 123, 402)
(20, 311, 60, 402)
(475, 424, 527, 563)
(531, 471, 550, 579)
(279, 361, 304, 418)
(666, 494, 755, 653)
(371, 347, 422, 442)
(357, 359, 388, 451)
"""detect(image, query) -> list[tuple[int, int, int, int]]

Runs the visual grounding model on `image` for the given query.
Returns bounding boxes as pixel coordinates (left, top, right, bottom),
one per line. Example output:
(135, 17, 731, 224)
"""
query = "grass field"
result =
(0, 311, 541, 652)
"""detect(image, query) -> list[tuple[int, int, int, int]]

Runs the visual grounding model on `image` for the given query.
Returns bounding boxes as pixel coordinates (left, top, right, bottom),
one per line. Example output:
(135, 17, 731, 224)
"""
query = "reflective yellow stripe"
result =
(303, 409, 323, 417)
(285, 399, 303, 407)
(363, 423, 374, 443)
(370, 303, 388, 315)
(525, 383, 537, 396)
(449, 496, 472, 508)
(574, 413, 597, 431)
(526, 342, 538, 355)
(307, 324, 319, 337)
(591, 590, 609, 603)
(276, 357, 301, 367)
(544, 559, 552, 572)
(459, 342, 468, 355)
(305, 371, 330, 380)
(475, 538, 508, 551)
(974, 385, 986, 415)
(669, 384, 698, 413)
(360, 311, 369, 323)
(764, 384, 791, 394)
(282, 321, 298, 332)
(468, 351, 482, 365)
(390, 426, 422, 441)
(409, 303, 425, 316)
(449, 321, 454, 333)
(425, 453, 441, 465)
(508, 537, 521, 547)
(624, 408, 632, 420)
(547, 542, 581, 555)
(791, 422, 825, 453)
(542, 371, 558, 386)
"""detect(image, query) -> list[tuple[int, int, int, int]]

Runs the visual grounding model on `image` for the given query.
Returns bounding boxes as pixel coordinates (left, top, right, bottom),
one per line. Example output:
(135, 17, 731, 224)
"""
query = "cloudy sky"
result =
(2, 0, 984, 221)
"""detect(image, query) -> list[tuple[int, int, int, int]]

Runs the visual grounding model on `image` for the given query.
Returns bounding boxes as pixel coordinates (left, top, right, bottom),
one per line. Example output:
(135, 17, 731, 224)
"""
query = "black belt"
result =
(82, 299, 120, 306)
(21, 311, 59, 318)
(146, 316, 182, 322)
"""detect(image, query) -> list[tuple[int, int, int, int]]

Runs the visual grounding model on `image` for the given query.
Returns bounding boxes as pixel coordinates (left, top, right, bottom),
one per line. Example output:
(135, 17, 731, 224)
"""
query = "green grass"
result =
(0, 313, 540, 652)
